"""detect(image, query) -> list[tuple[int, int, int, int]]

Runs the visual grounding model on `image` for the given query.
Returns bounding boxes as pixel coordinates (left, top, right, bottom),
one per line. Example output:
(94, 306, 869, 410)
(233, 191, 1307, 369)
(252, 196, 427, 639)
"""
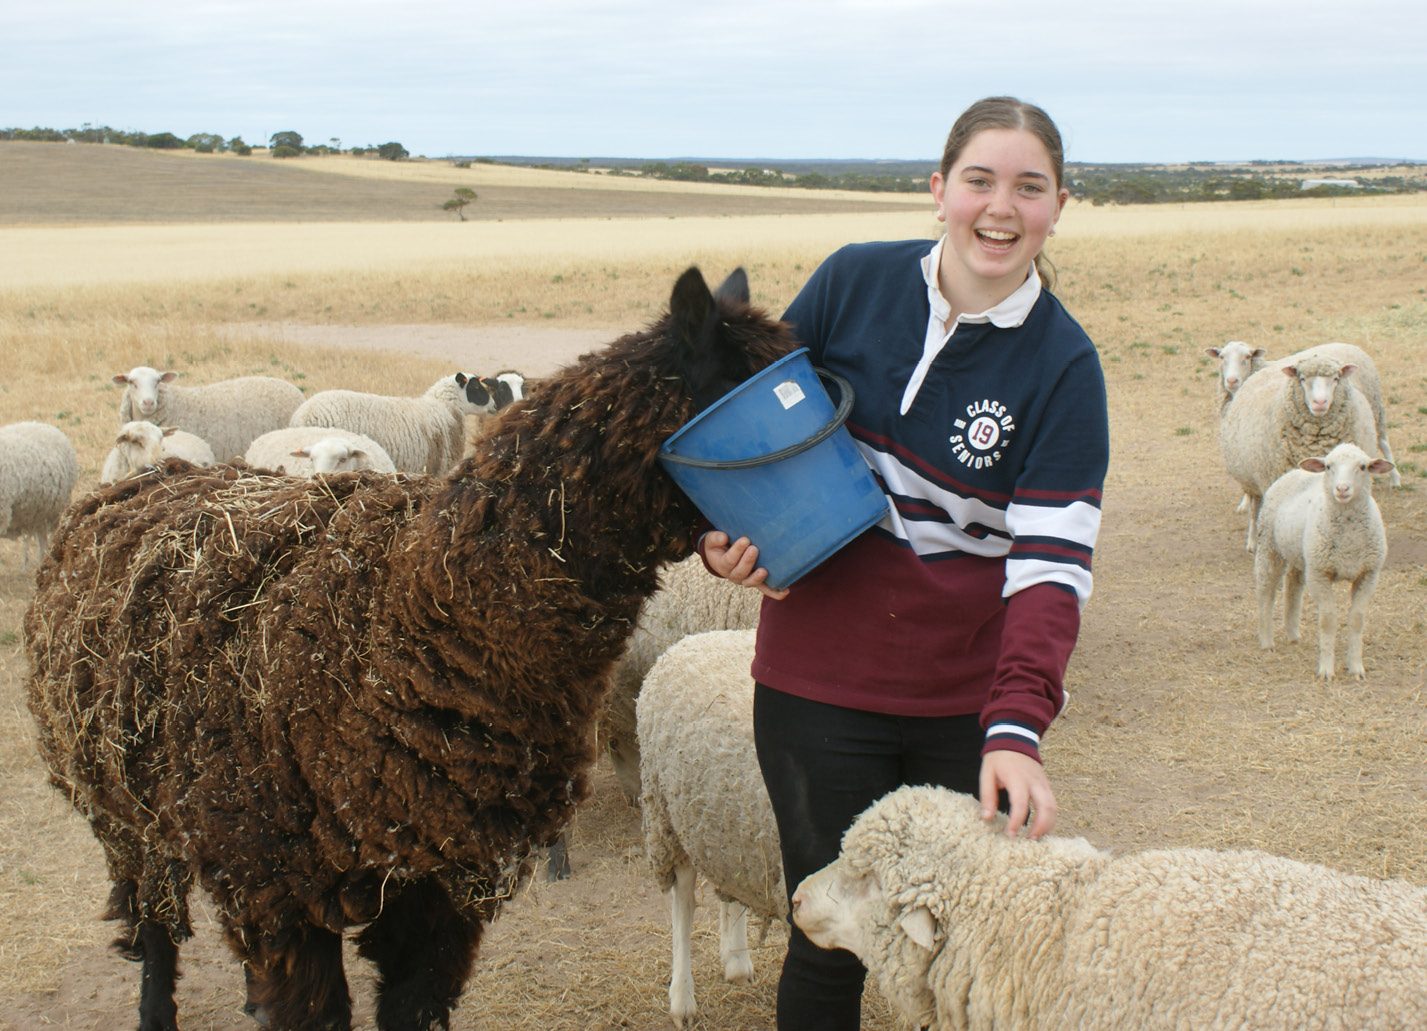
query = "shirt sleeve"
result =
(981, 348, 1110, 762)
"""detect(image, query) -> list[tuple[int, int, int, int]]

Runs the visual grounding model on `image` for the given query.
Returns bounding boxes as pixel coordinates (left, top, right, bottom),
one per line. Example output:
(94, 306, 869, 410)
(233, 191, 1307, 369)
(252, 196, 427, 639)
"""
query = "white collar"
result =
(920, 236, 1042, 329)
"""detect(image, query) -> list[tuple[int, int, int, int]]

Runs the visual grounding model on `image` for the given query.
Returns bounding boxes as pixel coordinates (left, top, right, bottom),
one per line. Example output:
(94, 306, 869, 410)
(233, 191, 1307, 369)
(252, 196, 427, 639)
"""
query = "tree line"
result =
(7, 124, 1423, 203)
(1, 125, 409, 161)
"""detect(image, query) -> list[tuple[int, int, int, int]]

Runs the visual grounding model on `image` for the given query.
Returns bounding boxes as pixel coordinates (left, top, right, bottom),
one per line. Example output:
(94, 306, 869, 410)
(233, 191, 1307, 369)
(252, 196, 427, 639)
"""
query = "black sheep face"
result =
(456, 373, 495, 412)
(669, 266, 761, 413)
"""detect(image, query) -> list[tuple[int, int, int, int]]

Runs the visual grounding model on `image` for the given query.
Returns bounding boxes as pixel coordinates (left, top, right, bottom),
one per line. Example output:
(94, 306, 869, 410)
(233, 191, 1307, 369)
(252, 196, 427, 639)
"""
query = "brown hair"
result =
(939, 96, 1065, 288)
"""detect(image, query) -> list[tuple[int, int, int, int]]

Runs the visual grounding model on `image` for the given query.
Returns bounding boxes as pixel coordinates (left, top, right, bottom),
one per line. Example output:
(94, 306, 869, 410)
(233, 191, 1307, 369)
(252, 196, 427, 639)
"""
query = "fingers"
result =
(979, 750, 1058, 840)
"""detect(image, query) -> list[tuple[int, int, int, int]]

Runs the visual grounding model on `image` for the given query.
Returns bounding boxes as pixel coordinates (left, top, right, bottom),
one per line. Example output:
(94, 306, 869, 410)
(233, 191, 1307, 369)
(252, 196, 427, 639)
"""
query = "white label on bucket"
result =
(774, 380, 806, 410)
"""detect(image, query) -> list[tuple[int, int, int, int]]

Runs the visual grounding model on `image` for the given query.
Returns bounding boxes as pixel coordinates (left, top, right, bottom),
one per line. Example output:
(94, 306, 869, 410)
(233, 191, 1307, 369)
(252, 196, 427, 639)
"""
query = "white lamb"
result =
(1208, 341, 1398, 486)
(1254, 442, 1393, 679)
(112, 366, 305, 464)
(637, 628, 784, 1029)
(244, 426, 397, 476)
(604, 553, 762, 802)
(0, 421, 79, 570)
(1218, 351, 1376, 549)
(99, 421, 216, 484)
(289, 373, 512, 475)
(793, 784, 1427, 1031)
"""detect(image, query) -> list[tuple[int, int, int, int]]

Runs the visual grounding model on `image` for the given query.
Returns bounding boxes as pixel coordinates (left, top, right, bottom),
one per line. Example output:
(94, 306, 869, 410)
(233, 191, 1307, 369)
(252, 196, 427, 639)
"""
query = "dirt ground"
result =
(2, 316, 1425, 1031)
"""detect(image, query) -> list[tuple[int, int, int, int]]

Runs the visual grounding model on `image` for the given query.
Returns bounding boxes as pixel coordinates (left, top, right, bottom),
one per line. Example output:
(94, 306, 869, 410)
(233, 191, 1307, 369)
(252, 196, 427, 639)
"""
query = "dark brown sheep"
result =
(24, 267, 794, 1031)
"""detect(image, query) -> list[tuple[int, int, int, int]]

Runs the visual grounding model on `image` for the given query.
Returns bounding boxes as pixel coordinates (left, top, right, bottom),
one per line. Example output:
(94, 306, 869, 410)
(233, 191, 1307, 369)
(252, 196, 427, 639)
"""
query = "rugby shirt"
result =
(750, 238, 1110, 762)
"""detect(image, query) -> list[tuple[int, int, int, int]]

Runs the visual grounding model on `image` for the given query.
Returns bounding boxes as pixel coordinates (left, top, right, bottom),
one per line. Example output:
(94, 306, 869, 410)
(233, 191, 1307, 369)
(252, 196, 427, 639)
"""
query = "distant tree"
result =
(442, 187, 477, 220)
(142, 132, 183, 149)
(269, 130, 304, 153)
(271, 145, 301, 159)
(186, 132, 225, 153)
(228, 136, 252, 156)
(377, 141, 409, 161)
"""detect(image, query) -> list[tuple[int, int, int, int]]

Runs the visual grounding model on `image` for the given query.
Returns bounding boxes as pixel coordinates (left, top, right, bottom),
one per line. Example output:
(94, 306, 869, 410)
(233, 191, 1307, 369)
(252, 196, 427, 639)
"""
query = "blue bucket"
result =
(659, 348, 888, 590)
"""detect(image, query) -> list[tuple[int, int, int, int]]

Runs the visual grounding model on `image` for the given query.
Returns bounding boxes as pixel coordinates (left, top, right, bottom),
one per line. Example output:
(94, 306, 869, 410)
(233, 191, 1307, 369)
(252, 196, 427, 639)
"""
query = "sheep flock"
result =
(4, 265, 1423, 1031)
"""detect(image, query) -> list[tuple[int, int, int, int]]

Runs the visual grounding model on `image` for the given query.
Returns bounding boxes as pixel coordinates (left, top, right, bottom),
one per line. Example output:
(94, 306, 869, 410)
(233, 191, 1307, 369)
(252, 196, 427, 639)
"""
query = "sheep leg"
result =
(668, 862, 698, 1028)
(718, 898, 754, 984)
(544, 829, 572, 882)
(103, 861, 192, 1031)
(1308, 571, 1338, 679)
(1380, 433, 1401, 487)
(242, 922, 351, 1031)
(1254, 546, 1286, 649)
(1282, 566, 1305, 644)
(355, 877, 482, 1031)
(1344, 568, 1379, 679)
(1245, 494, 1262, 552)
(134, 921, 182, 1031)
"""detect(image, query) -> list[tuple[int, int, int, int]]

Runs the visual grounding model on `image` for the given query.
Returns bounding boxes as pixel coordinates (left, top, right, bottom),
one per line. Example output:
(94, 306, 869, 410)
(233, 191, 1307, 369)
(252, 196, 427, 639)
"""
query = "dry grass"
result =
(1, 184, 1426, 1027)
(0, 141, 926, 227)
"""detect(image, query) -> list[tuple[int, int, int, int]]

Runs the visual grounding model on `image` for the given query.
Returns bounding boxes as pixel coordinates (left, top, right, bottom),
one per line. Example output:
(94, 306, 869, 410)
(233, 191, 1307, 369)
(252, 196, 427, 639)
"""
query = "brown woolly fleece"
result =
(24, 267, 796, 1029)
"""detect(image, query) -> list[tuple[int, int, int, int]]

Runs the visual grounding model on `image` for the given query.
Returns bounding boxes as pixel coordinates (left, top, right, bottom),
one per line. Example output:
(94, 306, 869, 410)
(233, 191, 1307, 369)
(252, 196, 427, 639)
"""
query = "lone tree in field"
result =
(442, 187, 477, 220)
(269, 130, 304, 157)
(378, 141, 409, 161)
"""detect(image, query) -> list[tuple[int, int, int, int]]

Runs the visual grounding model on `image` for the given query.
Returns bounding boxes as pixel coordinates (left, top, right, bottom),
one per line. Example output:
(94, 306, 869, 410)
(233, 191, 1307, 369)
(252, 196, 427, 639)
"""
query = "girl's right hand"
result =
(701, 531, 789, 600)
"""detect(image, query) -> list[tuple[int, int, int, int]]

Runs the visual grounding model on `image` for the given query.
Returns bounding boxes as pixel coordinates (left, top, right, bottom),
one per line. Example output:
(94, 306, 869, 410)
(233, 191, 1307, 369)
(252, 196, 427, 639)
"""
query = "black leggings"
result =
(753, 683, 990, 1031)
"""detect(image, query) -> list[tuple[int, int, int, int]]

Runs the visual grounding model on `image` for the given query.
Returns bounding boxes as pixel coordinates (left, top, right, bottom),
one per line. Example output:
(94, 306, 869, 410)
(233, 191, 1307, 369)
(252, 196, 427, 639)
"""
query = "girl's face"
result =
(929, 127, 1069, 311)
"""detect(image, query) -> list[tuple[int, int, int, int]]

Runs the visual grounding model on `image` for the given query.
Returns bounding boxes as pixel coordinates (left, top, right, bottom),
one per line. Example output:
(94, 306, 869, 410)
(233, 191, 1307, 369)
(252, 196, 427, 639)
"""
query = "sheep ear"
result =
(1339, 363, 1357, 378)
(455, 372, 469, 386)
(1280, 366, 1297, 378)
(898, 907, 939, 951)
(112, 374, 130, 385)
(160, 371, 179, 382)
(1204, 347, 1222, 358)
(1251, 348, 1266, 359)
(713, 267, 750, 306)
(161, 426, 179, 437)
(1369, 459, 1395, 475)
(1300, 457, 1327, 473)
(350, 449, 368, 460)
(669, 266, 756, 412)
(292, 448, 311, 458)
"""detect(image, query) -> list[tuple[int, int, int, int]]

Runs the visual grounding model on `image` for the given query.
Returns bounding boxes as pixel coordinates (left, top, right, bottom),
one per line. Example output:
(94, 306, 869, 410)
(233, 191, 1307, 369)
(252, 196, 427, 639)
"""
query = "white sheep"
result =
(1254, 442, 1393, 679)
(289, 373, 511, 475)
(604, 553, 762, 802)
(99, 421, 216, 484)
(243, 426, 397, 476)
(1204, 339, 1269, 407)
(792, 784, 1427, 1031)
(0, 421, 79, 570)
(112, 366, 305, 464)
(1208, 341, 1398, 486)
(637, 628, 784, 1029)
(1218, 351, 1376, 549)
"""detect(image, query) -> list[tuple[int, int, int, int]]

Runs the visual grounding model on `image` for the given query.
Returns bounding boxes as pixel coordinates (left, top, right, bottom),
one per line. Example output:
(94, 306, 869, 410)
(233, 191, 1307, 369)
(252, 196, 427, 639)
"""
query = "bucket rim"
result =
(660, 350, 856, 470)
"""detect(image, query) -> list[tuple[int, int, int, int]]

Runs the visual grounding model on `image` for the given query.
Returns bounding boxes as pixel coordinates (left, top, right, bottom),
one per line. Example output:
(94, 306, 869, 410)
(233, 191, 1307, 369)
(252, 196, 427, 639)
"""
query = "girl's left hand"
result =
(979, 749, 1058, 840)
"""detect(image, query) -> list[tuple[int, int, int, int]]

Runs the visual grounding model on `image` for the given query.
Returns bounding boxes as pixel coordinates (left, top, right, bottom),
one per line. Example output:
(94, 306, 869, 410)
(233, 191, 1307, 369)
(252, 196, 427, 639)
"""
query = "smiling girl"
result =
(702, 96, 1110, 1030)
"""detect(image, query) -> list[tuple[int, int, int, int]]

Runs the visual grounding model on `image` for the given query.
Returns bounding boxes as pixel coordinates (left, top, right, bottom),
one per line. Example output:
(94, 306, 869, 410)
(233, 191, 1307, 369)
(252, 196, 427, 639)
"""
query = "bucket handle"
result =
(661, 367, 855, 470)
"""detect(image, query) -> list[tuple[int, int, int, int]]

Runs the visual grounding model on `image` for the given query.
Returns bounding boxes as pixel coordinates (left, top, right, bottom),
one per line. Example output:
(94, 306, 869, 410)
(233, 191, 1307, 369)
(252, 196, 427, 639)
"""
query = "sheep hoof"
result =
(723, 955, 754, 984)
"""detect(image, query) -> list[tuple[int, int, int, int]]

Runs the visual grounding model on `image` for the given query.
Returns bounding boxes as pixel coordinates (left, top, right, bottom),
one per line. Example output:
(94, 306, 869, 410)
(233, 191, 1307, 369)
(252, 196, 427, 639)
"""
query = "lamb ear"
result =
(292, 448, 311, 458)
(899, 906, 939, 951)
(1300, 457, 1327, 473)
(1369, 459, 1394, 475)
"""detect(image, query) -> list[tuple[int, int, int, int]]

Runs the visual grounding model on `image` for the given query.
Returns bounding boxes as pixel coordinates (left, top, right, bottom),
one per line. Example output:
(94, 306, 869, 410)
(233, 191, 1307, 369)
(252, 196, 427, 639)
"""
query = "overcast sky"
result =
(4, 0, 1424, 164)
